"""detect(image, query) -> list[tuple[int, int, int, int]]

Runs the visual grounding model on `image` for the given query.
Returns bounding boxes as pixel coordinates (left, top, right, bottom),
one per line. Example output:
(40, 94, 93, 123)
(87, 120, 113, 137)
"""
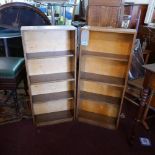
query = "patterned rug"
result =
(0, 86, 32, 125)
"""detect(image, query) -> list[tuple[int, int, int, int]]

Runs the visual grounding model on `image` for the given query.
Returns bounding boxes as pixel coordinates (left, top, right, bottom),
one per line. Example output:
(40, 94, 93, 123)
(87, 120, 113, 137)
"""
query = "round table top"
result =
(0, 27, 21, 39)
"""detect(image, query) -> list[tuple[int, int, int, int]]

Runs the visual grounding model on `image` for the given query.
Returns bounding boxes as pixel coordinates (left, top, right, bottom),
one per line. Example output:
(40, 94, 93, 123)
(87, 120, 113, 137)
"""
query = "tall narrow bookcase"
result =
(21, 26, 77, 126)
(77, 26, 136, 129)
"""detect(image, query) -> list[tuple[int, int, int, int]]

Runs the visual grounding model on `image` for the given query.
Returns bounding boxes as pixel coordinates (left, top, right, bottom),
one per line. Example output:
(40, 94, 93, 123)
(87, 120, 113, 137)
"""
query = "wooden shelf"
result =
(81, 50, 129, 62)
(32, 91, 74, 103)
(30, 72, 75, 83)
(80, 72, 125, 87)
(26, 50, 75, 59)
(78, 110, 116, 129)
(80, 91, 121, 105)
(22, 26, 76, 126)
(35, 110, 74, 126)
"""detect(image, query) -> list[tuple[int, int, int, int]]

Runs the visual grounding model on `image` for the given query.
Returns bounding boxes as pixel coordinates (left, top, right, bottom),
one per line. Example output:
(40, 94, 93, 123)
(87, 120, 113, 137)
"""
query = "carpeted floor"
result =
(0, 100, 155, 155)
(0, 88, 31, 125)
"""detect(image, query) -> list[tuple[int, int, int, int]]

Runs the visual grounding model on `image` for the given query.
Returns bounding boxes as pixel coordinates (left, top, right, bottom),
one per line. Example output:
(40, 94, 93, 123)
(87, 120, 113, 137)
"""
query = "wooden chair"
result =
(125, 49, 154, 129)
(0, 2, 51, 30)
(0, 57, 28, 114)
(0, 2, 51, 118)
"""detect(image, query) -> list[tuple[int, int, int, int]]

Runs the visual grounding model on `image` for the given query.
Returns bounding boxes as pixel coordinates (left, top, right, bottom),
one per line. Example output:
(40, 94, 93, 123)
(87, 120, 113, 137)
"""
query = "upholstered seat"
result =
(0, 57, 24, 78)
(0, 57, 27, 116)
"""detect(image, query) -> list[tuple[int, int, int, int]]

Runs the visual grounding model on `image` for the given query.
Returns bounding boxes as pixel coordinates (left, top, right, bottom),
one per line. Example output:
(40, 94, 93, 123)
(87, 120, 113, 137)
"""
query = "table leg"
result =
(129, 88, 150, 145)
(141, 90, 154, 130)
(3, 38, 9, 57)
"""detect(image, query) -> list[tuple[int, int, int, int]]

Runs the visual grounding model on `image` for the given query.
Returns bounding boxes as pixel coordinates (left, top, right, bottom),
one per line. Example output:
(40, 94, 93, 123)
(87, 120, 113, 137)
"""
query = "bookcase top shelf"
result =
(21, 25, 77, 31)
(82, 26, 137, 34)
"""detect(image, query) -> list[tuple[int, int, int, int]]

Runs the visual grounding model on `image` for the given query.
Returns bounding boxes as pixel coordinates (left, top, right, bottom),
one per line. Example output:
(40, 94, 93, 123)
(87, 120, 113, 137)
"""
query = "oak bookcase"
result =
(21, 25, 136, 129)
(21, 26, 77, 126)
(77, 26, 136, 129)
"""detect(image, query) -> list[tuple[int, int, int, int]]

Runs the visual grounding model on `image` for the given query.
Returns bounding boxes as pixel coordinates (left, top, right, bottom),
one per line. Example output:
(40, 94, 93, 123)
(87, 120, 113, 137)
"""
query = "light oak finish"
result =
(80, 100, 119, 118)
(27, 57, 74, 76)
(80, 80, 123, 97)
(21, 26, 77, 126)
(31, 81, 74, 96)
(33, 99, 73, 115)
(78, 26, 136, 129)
(81, 56, 128, 78)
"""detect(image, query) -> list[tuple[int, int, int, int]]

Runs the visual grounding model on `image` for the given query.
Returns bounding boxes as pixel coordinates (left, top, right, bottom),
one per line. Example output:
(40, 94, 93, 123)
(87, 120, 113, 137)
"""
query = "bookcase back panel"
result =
(31, 81, 74, 96)
(79, 100, 119, 118)
(84, 31, 134, 56)
(78, 110, 117, 129)
(80, 81, 123, 98)
(81, 56, 128, 78)
(27, 57, 74, 76)
(23, 30, 75, 53)
(33, 99, 73, 115)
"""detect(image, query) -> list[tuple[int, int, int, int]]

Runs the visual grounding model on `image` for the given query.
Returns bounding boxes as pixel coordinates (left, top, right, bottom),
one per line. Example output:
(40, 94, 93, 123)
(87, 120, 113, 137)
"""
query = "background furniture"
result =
(87, 0, 124, 27)
(21, 26, 77, 126)
(0, 2, 51, 121)
(0, 57, 27, 114)
(130, 63, 155, 144)
(0, 2, 51, 30)
(141, 64, 155, 128)
(77, 26, 136, 129)
(0, 27, 21, 57)
(0, 2, 51, 57)
(125, 47, 152, 109)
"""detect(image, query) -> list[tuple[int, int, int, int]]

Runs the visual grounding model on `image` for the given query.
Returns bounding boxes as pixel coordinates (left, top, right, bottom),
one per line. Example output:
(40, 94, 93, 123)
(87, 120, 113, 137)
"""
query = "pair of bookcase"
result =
(21, 26, 136, 129)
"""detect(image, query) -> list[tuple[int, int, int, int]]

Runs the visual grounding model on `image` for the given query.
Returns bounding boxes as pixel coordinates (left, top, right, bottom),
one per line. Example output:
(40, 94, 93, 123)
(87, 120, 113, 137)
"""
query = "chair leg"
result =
(13, 90, 20, 116)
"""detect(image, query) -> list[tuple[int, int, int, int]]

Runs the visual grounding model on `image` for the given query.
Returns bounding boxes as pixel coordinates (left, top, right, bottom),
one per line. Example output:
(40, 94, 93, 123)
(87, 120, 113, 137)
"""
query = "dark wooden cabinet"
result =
(89, 0, 122, 6)
(87, 0, 123, 27)
(88, 6, 122, 27)
(124, 4, 148, 29)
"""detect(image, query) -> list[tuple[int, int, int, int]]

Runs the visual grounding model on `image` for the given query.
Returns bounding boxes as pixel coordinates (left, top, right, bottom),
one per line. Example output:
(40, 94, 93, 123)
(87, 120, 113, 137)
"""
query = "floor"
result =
(0, 101, 155, 155)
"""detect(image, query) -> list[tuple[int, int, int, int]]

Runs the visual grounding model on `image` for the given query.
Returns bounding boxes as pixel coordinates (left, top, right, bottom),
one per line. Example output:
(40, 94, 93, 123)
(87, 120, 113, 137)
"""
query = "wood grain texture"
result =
(80, 80, 123, 97)
(78, 27, 136, 129)
(22, 30, 75, 53)
(21, 26, 77, 125)
(27, 57, 74, 76)
(26, 50, 74, 59)
(32, 91, 74, 103)
(81, 56, 128, 78)
(82, 26, 136, 34)
(87, 5, 122, 27)
(80, 72, 125, 87)
(89, 0, 122, 6)
(80, 92, 121, 105)
(82, 50, 129, 62)
(78, 110, 116, 129)
(82, 31, 134, 55)
(79, 99, 119, 117)
(35, 110, 74, 126)
(33, 99, 73, 115)
(31, 81, 74, 96)
(30, 72, 74, 83)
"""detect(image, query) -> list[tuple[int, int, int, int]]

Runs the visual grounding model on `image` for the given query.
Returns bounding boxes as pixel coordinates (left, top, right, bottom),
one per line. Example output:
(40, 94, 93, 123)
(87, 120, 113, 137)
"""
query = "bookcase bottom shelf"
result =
(34, 110, 74, 126)
(78, 110, 117, 129)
